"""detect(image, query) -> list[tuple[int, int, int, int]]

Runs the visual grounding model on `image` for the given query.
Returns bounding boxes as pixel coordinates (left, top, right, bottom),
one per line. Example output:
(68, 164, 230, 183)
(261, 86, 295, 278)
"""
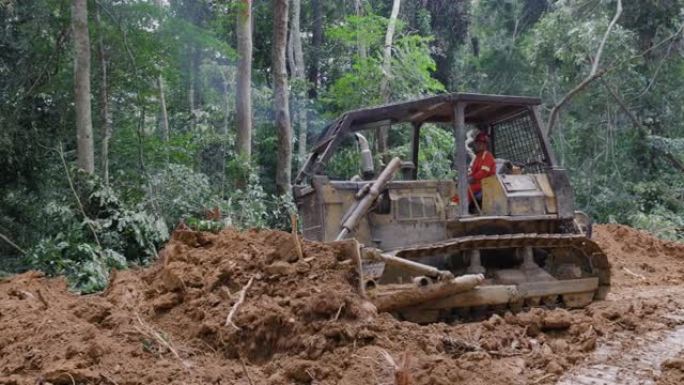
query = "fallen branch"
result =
(134, 312, 191, 370)
(58, 143, 102, 249)
(622, 267, 645, 280)
(225, 276, 255, 330)
(36, 289, 49, 310)
(487, 349, 531, 357)
(0, 231, 26, 255)
(332, 303, 344, 321)
(531, 373, 556, 384)
(99, 372, 120, 385)
(239, 355, 255, 385)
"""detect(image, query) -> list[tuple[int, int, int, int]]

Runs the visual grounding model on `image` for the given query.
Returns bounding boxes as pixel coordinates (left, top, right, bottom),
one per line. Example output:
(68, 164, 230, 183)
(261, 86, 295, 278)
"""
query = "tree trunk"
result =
(219, 70, 231, 195)
(72, 0, 94, 174)
(354, 0, 367, 58)
(158, 76, 169, 145)
(376, 0, 401, 158)
(95, 5, 111, 183)
(188, 46, 196, 129)
(287, 18, 295, 75)
(137, 104, 146, 173)
(235, 0, 253, 160)
(155, 0, 170, 154)
(290, 0, 308, 166)
(307, 0, 322, 98)
(273, 0, 292, 196)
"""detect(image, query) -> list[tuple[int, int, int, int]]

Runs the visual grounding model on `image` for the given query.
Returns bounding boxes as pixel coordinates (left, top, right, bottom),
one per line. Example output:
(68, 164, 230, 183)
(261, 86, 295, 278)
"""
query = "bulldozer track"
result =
(389, 232, 610, 286)
(391, 233, 604, 261)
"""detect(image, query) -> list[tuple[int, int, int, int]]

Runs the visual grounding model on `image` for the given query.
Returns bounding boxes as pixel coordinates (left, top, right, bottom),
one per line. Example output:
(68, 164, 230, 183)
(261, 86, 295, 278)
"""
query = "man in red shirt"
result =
(468, 132, 496, 203)
(451, 132, 496, 210)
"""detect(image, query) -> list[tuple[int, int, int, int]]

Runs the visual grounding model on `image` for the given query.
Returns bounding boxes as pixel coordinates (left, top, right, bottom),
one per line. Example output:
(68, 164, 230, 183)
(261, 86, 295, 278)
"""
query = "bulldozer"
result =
(293, 93, 610, 323)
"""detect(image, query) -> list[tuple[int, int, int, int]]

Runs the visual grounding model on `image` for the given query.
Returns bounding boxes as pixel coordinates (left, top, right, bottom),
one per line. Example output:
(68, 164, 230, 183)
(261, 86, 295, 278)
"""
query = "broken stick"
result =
(622, 267, 645, 280)
(225, 276, 255, 330)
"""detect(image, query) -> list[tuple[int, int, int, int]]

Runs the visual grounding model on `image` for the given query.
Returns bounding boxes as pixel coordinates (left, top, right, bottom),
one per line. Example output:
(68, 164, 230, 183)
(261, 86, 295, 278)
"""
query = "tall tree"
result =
(289, 0, 308, 165)
(273, 0, 292, 195)
(72, 0, 94, 173)
(354, 0, 367, 58)
(376, 0, 401, 157)
(307, 0, 323, 98)
(235, 0, 253, 160)
(95, 5, 111, 183)
(155, 0, 170, 153)
(188, 45, 197, 129)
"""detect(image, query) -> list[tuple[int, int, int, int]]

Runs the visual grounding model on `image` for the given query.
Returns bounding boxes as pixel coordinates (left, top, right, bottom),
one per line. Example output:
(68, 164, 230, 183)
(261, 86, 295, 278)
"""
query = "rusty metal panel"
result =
(534, 174, 558, 214)
(509, 195, 545, 216)
(547, 168, 575, 219)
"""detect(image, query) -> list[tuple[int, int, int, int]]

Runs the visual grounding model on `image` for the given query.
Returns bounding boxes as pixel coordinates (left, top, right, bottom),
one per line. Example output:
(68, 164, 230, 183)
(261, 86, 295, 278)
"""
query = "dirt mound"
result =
(660, 355, 684, 385)
(593, 224, 684, 288)
(1, 226, 683, 385)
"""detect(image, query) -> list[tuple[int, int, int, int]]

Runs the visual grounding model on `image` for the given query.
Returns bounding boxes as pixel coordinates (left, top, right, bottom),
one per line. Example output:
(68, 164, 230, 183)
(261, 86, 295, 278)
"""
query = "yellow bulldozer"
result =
(293, 93, 610, 323)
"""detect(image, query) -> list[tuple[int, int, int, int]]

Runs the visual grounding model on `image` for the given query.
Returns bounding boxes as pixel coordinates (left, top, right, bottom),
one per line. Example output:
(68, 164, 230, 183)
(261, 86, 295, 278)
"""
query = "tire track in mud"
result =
(558, 287, 684, 385)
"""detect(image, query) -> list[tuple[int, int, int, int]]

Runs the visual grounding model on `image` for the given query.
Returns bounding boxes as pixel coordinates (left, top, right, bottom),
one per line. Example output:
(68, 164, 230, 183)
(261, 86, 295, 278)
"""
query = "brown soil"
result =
(659, 355, 684, 385)
(593, 224, 684, 288)
(1, 225, 683, 385)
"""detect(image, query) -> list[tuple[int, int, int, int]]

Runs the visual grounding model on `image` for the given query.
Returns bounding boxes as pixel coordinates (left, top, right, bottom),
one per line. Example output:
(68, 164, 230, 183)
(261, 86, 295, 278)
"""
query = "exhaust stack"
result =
(355, 133, 375, 180)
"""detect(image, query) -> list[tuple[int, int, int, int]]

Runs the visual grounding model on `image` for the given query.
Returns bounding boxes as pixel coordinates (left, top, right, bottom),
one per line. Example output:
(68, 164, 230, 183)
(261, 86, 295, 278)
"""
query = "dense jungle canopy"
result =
(0, 0, 683, 291)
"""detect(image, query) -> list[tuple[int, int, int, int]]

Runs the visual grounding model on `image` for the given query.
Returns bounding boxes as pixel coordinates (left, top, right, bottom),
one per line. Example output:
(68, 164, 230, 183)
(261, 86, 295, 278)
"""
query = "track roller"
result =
(561, 292, 594, 308)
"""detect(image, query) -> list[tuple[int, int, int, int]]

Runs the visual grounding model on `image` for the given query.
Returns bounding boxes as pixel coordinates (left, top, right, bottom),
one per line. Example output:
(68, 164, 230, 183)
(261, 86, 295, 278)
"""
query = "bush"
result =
(24, 169, 168, 293)
(628, 207, 684, 242)
(144, 163, 215, 228)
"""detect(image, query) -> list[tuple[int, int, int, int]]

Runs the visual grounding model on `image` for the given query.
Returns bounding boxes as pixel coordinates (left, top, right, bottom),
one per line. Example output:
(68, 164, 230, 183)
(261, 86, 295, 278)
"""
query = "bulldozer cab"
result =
(294, 93, 576, 249)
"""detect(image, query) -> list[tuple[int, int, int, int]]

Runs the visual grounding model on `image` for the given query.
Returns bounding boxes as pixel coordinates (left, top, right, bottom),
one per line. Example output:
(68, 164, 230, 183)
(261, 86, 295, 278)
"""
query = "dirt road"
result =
(558, 285, 684, 385)
(0, 225, 683, 385)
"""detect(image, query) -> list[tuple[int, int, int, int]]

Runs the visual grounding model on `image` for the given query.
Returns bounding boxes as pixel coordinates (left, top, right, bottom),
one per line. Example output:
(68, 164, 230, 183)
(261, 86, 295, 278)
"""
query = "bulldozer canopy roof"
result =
(296, 93, 542, 183)
(313, 93, 541, 151)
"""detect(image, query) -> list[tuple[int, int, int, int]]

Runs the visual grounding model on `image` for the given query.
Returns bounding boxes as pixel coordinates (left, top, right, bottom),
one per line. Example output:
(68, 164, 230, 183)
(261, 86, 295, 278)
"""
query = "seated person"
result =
(468, 132, 496, 205)
(451, 132, 496, 212)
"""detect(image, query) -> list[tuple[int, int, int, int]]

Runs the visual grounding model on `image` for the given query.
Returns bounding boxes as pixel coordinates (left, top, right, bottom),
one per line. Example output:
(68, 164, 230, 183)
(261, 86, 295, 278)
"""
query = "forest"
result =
(1, 0, 683, 292)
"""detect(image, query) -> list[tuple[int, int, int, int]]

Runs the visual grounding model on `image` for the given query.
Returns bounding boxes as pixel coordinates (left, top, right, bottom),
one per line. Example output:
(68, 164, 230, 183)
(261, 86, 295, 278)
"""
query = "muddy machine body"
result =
(293, 93, 610, 322)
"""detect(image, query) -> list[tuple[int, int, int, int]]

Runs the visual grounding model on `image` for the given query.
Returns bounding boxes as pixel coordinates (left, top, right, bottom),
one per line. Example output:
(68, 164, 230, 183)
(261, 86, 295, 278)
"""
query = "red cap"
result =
(475, 132, 490, 143)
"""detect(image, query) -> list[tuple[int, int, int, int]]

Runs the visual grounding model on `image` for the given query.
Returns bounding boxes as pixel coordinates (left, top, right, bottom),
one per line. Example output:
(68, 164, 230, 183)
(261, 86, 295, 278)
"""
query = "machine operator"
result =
(452, 132, 496, 209)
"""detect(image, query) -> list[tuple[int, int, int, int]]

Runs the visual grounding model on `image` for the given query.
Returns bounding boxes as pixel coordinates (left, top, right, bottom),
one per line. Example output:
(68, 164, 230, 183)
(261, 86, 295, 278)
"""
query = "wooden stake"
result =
(291, 213, 304, 260)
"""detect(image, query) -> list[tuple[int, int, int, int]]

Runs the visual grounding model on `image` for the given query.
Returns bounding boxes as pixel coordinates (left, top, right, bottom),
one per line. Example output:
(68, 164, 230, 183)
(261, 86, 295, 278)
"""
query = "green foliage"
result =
(27, 236, 127, 293)
(223, 172, 297, 230)
(629, 207, 684, 241)
(24, 169, 167, 293)
(417, 125, 455, 180)
(322, 13, 444, 114)
(144, 163, 214, 228)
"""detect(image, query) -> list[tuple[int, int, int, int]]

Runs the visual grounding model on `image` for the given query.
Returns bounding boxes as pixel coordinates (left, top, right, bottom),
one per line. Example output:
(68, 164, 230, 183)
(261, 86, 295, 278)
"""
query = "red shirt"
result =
(469, 150, 496, 194)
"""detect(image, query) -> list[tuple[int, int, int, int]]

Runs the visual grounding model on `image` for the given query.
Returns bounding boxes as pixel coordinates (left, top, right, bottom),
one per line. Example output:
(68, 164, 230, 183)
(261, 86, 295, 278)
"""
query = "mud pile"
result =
(1, 225, 683, 385)
(659, 355, 684, 385)
(594, 224, 684, 288)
